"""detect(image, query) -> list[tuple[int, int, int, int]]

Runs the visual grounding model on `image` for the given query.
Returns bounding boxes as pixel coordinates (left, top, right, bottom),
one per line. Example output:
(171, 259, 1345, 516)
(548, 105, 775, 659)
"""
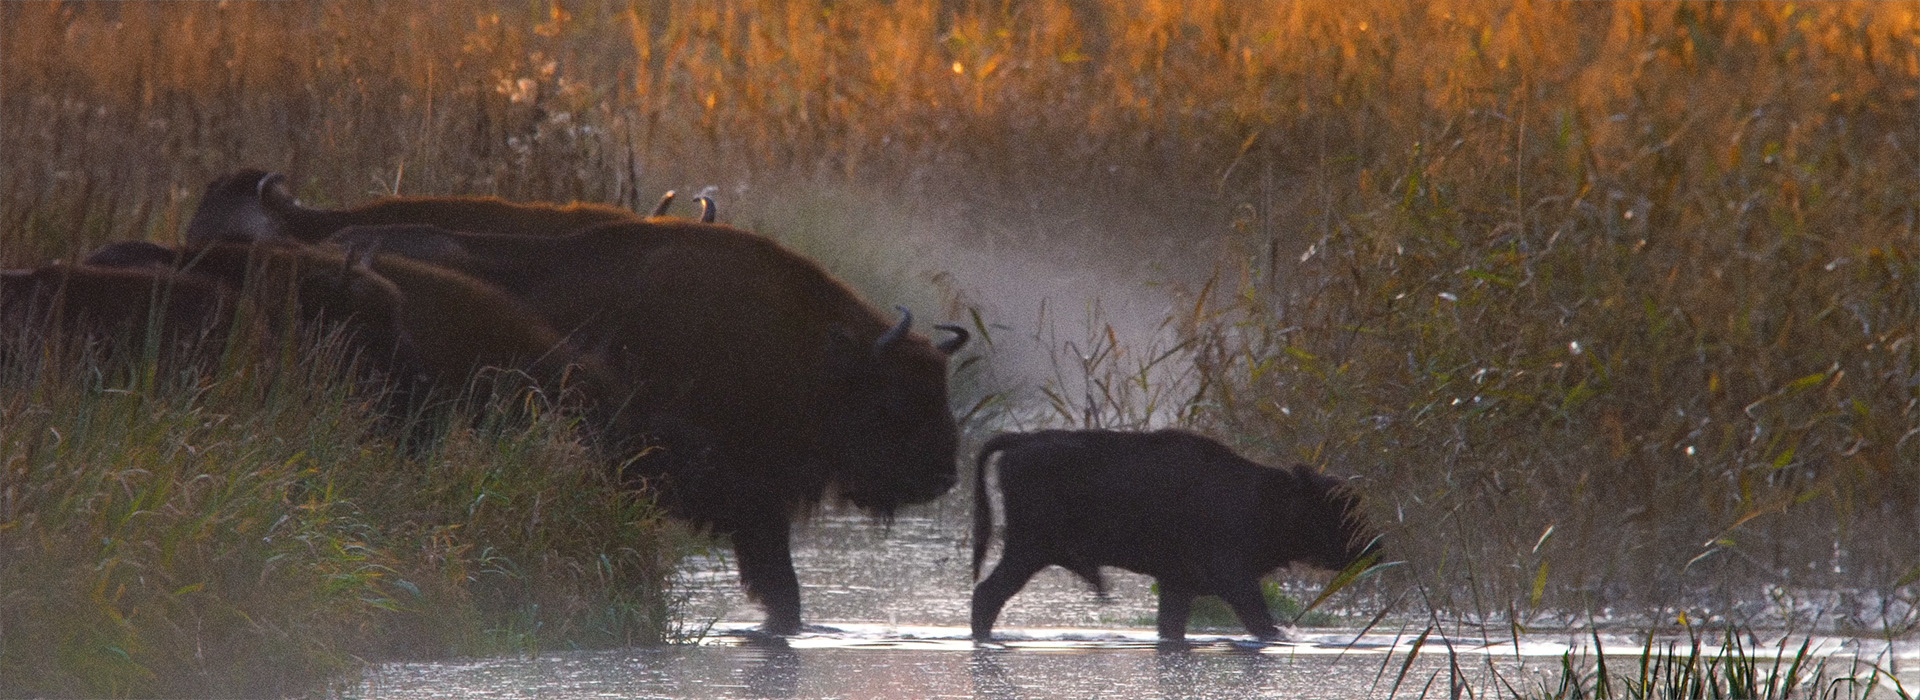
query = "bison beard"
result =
(970, 429, 1376, 642)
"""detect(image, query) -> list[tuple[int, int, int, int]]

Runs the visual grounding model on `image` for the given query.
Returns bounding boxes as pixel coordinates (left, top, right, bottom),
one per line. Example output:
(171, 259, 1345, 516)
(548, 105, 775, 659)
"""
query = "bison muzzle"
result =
(970, 429, 1377, 642)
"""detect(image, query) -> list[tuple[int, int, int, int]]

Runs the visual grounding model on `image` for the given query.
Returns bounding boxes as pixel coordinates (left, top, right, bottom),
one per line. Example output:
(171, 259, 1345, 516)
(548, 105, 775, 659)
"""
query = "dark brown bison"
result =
(2, 263, 240, 371)
(188, 243, 593, 391)
(80, 240, 182, 269)
(970, 429, 1377, 643)
(72, 240, 610, 418)
(182, 169, 645, 246)
(281, 218, 970, 635)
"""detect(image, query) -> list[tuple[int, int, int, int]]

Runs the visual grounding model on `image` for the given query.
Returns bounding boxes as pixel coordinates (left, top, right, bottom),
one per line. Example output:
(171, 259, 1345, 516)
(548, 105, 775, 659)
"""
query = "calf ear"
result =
(1261, 464, 1310, 507)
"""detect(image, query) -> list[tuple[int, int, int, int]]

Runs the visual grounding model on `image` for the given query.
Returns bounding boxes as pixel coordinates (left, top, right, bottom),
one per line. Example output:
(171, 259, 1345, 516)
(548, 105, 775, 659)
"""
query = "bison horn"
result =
(696, 196, 716, 223)
(874, 305, 912, 353)
(651, 190, 676, 217)
(256, 172, 297, 209)
(932, 324, 970, 354)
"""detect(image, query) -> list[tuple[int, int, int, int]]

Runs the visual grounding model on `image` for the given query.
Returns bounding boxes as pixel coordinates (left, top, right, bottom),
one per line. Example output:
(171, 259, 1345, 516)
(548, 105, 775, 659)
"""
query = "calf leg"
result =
(1155, 582, 1196, 641)
(732, 520, 803, 635)
(971, 551, 1048, 641)
(1220, 578, 1282, 641)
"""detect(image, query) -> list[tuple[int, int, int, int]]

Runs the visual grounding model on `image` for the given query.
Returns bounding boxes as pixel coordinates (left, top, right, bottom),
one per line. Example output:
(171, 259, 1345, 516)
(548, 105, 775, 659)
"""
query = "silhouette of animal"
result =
(182, 169, 645, 246)
(168, 243, 608, 404)
(70, 240, 613, 423)
(970, 429, 1376, 642)
(310, 218, 971, 635)
(2, 263, 239, 371)
(80, 240, 181, 269)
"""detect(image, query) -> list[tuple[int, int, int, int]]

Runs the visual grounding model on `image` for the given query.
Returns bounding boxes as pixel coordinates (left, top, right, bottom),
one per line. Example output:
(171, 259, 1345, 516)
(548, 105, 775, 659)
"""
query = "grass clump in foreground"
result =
(1522, 626, 1912, 700)
(0, 337, 691, 698)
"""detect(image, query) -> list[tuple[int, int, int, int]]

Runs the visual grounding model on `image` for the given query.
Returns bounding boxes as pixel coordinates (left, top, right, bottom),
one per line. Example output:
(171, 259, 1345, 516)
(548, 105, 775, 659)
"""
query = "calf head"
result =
(1270, 466, 1378, 572)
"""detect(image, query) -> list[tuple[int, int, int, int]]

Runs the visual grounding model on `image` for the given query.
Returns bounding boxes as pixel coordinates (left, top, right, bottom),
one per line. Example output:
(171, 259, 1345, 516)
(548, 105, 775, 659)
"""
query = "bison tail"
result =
(971, 432, 1024, 582)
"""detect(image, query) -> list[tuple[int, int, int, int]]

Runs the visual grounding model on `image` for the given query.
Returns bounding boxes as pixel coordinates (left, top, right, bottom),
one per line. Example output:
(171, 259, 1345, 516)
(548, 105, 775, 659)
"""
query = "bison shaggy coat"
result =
(337, 220, 969, 635)
(2, 263, 240, 371)
(181, 175, 971, 634)
(69, 241, 608, 417)
(971, 429, 1375, 642)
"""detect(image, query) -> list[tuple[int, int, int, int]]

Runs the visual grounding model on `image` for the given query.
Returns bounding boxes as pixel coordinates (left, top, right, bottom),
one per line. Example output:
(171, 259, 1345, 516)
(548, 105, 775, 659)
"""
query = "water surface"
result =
(355, 507, 1920, 699)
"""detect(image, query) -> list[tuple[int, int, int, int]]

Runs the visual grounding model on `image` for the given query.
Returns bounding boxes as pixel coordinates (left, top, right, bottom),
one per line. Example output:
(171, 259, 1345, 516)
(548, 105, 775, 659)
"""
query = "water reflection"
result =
(966, 650, 1021, 700)
(357, 508, 1920, 700)
(736, 641, 801, 699)
(358, 625, 1920, 700)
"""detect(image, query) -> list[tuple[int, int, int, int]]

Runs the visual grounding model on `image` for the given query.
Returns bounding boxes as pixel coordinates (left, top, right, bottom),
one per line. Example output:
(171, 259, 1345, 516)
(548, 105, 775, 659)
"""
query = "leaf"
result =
(1896, 565, 1920, 589)
(1783, 371, 1829, 394)
(1387, 626, 1433, 700)
(1301, 546, 1400, 615)
(1532, 524, 1556, 554)
(969, 307, 992, 346)
(1529, 560, 1549, 608)
(1464, 269, 1515, 287)
(1770, 447, 1796, 470)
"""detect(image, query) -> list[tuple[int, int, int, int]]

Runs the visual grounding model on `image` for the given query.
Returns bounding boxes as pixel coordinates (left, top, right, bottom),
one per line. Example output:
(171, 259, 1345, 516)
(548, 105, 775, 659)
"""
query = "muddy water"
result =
(352, 505, 1920, 699)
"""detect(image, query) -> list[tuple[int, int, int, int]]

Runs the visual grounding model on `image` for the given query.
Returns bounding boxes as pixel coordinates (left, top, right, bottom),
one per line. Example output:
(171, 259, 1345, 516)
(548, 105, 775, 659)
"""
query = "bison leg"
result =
(732, 520, 803, 635)
(1220, 579, 1282, 641)
(1155, 582, 1196, 641)
(970, 552, 1047, 641)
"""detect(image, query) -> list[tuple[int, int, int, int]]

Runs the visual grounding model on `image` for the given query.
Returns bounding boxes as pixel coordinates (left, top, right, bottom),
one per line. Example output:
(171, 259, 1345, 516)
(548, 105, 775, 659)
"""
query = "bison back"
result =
(990, 429, 1284, 584)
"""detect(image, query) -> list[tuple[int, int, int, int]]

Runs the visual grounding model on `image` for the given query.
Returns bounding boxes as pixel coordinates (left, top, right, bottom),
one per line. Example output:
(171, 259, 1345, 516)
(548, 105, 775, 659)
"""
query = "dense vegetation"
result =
(3, 0, 1915, 696)
(0, 333, 687, 697)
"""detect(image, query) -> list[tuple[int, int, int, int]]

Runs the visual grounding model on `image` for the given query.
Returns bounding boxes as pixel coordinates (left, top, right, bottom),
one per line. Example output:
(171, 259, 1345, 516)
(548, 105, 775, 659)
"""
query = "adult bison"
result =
(73, 240, 612, 418)
(970, 429, 1377, 643)
(2, 262, 240, 372)
(190, 182, 972, 635)
(182, 169, 647, 246)
(350, 221, 971, 635)
(183, 243, 599, 395)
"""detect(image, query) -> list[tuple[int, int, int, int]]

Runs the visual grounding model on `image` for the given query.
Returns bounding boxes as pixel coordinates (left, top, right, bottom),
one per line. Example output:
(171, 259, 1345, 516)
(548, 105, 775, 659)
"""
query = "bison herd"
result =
(3, 170, 1377, 642)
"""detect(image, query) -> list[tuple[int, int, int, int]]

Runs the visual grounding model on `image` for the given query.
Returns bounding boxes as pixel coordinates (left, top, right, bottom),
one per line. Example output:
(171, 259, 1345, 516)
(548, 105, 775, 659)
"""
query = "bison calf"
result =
(970, 429, 1375, 642)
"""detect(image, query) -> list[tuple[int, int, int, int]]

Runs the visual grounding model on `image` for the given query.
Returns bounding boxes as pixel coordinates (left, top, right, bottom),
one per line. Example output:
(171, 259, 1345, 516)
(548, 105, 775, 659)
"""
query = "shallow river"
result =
(353, 506, 1919, 699)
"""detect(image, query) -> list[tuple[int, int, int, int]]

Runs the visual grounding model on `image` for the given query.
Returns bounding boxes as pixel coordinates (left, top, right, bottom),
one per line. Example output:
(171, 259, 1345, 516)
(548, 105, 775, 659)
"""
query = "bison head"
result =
(818, 307, 970, 516)
(183, 170, 301, 246)
(1272, 466, 1379, 572)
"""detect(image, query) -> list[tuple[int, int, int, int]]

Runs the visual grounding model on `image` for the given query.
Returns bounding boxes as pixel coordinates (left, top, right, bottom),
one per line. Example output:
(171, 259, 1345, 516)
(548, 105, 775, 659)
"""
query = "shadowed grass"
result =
(0, 329, 690, 698)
